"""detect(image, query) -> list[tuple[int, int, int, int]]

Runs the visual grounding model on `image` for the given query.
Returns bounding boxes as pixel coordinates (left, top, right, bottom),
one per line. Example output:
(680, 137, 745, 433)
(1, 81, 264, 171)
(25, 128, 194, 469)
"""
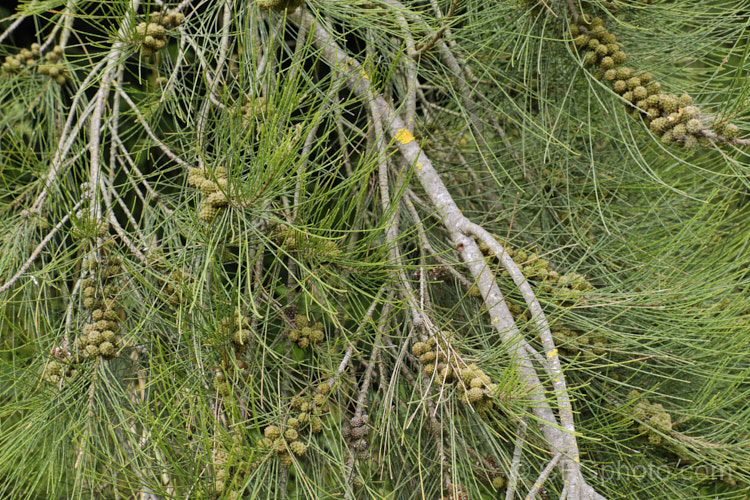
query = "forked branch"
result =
(289, 9, 605, 500)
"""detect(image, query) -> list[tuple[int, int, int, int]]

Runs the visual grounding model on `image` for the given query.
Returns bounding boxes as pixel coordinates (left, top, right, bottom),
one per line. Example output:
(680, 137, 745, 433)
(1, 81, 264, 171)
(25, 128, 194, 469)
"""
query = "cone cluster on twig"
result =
(135, 11, 185, 57)
(3, 43, 69, 85)
(42, 358, 77, 384)
(257, 384, 329, 464)
(286, 315, 325, 350)
(261, 423, 308, 466)
(259, 385, 329, 452)
(456, 363, 499, 412)
(412, 332, 500, 413)
(505, 299, 609, 360)
(305, 383, 331, 431)
(477, 239, 593, 301)
(211, 440, 247, 500)
(626, 390, 673, 445)
(272, 224, 342, 263)
(222, 310, 253, 347)
(342, 413, 371, 459)
(475, 237, 608, 359)
(187, 167, 230, 222)
(37, 46, 68, 85)
(569, 15, 741, 148)
(411, 333, 457, 385)
(2, 43, 40, 73)
(72, 255, 124, 361)
(553, 328, 607, 360)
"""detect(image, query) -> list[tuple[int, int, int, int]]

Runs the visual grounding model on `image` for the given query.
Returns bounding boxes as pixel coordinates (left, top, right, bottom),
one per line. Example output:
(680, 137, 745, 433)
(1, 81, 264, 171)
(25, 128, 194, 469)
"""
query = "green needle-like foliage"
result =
(1, 0, 749, 499)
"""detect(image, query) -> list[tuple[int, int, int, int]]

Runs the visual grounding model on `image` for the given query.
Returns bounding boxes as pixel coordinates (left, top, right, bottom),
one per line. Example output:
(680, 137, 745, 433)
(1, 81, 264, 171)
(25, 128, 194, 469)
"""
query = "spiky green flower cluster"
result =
(239, 95, 267, 123)
(2, 43, 40, 73)
(273, 224, 342, 263)
(72, 256, 124, 360)
(135, 11, 185, 57)
(187, 167, 230, 222)
(3, 43, 68, 85)
(286, 315, 325, 350)
(412, 332, 458, 385)
(456, 364, 499, 413)
(644, 96, 707, 149)
(221, 310, 253, 347)
(255, 0, 306, 12)
(260, 423, 308, 466)
(257, 384, 329, 464)
(37, 46, 68, 85)
(212, 442, 246, 498)
(289, 384, 329, 433)
(712, 120, 740, 141)
(42, 359, 77, 384)
(504, 298, 609, 360)
(569, 14, 742, 148)
(70, 213, 110, 241)
(569, 16, 628, 73)
(477, 239, 593, 301)
(412, 333, 499, 412)
(491, 475, 506, 489)
(73, 312, 122, 360)
(553, 328, 607, 360)
(626, 390, 673, 445)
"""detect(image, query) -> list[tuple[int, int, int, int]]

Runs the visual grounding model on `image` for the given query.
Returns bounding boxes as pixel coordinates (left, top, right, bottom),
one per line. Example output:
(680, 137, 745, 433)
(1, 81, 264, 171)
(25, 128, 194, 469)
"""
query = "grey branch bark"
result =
(290, 9, 606, 500)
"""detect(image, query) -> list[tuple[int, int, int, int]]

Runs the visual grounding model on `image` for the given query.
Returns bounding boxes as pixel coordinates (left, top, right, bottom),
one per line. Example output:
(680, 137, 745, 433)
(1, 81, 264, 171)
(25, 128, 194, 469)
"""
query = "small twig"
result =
(215, 0, 234, 82)
(88, 0, 142, 223)
(160, 33, 188, 104)
(0, 200, 84, 295)
(109, 66, 125, 190)
(29, 97, 98, 214)
(461, 224, 578, 448)
(506, 415, 529, 500)
(58, 0, 77, 50)
(102, 177, 149, 255)
(369, 93, 429, 330)
(74, 357, 101, 470)
(183, 36, 226, 110)
(293, 106, 326, 220)
(701, 129, 750, 147)
(525, 453, 561, 500)
(0, 2, 34, 45)
(111, 131, 173, 215)
(115, 85, 193, 170)
(403, 190, 474, 289)
(564, 0, 580, 23)
(63, 276, 84, 351)
(355, 293, 392, 416)
(415, 0, 459, 55)
(328, 286, 386, 390)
